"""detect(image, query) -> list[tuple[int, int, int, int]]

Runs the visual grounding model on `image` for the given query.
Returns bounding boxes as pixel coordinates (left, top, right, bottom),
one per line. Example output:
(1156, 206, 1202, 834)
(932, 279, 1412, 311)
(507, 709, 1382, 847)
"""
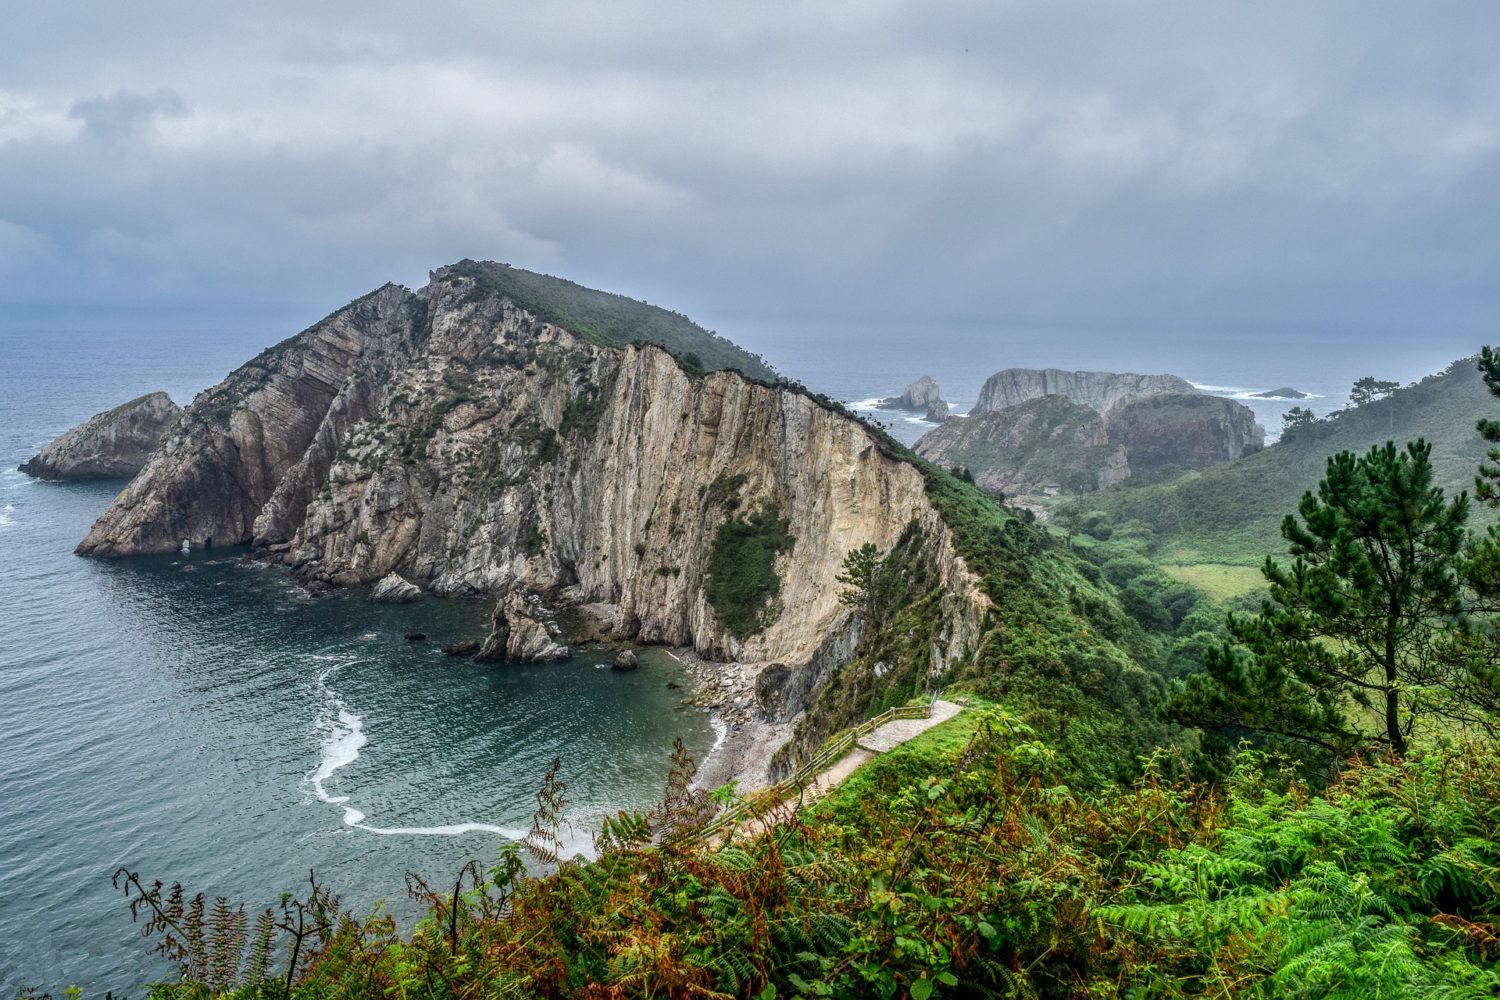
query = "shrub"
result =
(705, 505, 794, 638)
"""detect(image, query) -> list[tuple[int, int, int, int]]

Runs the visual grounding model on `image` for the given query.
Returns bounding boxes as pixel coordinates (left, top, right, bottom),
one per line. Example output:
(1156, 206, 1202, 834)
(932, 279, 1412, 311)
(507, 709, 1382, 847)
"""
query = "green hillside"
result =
(1083, 355, 1493, 565)
(915, 394, 1117, 494)
(437, 260, 779, 380)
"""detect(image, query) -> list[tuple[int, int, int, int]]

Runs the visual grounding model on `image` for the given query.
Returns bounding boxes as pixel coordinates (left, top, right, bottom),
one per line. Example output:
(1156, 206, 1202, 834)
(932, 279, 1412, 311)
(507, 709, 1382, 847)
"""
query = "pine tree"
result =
(1169, 440, 1470, 756)
(1475, 345, 1500, 506)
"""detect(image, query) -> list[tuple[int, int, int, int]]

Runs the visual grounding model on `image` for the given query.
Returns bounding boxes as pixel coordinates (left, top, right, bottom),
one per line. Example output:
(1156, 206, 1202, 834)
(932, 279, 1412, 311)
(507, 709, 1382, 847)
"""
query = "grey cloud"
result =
(67, 88, 186, 142)
(0, 0, 1496, 360)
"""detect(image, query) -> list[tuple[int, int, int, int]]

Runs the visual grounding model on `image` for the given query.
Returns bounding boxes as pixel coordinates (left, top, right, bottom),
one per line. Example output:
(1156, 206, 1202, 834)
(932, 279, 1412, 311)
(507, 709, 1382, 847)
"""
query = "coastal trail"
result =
(710, 699, 963, 842)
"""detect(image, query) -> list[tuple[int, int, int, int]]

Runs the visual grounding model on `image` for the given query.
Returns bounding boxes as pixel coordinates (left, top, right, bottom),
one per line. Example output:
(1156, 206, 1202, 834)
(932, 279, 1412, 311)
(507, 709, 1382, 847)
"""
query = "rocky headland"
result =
(917, 369, 1263, 502)
(20, 391, 181, 480)
(76, 261, 987, 784)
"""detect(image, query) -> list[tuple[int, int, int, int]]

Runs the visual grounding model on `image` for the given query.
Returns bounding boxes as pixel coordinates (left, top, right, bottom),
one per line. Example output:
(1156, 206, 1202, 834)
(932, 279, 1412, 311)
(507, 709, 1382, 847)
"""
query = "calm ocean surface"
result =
(0, 315, 1468, 992)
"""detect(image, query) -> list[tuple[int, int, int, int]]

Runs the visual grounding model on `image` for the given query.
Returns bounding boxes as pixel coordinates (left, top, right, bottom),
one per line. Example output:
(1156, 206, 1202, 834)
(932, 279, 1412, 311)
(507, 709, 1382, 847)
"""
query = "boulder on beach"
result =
(371, 573, 422, 603)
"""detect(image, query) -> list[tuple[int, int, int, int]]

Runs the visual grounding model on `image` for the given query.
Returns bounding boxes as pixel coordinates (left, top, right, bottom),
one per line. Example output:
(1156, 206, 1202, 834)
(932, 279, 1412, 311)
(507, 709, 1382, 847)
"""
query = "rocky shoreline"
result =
(665, 646, 793, 794)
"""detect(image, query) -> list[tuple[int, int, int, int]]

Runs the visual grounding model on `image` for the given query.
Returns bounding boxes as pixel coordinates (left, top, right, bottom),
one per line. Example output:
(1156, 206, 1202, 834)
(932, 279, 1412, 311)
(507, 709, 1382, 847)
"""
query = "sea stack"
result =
(19, 392, 181, 480)
(879, 376, 949, 422)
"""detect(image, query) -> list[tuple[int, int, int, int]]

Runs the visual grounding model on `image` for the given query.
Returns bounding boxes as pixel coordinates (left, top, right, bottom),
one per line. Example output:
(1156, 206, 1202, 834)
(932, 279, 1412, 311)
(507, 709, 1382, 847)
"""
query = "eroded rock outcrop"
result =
(879, 376, 949, 422)
(973, 369, 1196, 416)
(476, 589, 571, 663)
(371, 573, 422, 603)
(78, 261, 986, 689)
(20, 392, 181, 480)
(1108, 393, 1264, 475)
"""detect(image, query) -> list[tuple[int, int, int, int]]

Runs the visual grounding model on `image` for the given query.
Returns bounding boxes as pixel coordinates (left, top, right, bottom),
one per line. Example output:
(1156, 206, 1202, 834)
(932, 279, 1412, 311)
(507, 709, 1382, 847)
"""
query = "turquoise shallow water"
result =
(0, 328, 714, 993)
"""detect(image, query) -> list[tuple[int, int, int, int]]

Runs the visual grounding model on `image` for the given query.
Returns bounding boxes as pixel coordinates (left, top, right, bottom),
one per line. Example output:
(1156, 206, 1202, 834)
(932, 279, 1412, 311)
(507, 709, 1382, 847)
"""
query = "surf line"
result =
(307, 660, 523, 839)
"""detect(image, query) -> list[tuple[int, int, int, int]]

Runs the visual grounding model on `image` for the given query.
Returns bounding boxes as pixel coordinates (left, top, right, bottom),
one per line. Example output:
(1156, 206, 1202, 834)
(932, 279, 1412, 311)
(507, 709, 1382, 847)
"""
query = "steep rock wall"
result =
(974, 368, 1196, 416)
(78, 268, 987, 674)
(1108, 393, 1265, 474)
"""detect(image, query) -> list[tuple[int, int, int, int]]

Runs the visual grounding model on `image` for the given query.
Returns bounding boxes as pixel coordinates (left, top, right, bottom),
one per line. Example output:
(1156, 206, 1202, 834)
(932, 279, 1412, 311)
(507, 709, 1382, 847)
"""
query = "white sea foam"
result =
(307, 658, 368, 810)
(353, 820, 527, 837)
(710, 716, 728, 752)
(1192, 382, 1323, 402)
(0, 504, 14, 528)
(307, 660, 523, 839)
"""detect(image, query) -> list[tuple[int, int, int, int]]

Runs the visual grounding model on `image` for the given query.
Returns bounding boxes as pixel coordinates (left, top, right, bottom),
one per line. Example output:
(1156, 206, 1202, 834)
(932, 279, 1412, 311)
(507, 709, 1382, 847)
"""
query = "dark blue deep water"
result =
(0, 315, 1468, 992)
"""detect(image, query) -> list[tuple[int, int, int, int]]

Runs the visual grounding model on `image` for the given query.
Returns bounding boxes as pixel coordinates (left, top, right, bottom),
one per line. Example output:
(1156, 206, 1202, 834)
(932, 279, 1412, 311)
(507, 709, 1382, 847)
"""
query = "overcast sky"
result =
(2, 1, 1497, 364)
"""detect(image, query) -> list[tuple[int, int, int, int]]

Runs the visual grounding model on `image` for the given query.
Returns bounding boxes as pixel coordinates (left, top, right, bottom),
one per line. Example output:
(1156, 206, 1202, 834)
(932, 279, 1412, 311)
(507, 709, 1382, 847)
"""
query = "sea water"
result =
(0, 316, 1471, 991)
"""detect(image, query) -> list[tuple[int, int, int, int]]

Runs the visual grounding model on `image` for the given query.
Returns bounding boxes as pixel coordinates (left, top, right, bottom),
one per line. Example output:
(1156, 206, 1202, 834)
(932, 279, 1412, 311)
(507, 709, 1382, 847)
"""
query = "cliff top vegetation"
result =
(435, 260, 779, 381)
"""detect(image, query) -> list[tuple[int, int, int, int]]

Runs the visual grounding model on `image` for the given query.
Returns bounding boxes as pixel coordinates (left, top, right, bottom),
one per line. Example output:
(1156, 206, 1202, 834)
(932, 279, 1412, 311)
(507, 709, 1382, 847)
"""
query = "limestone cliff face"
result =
(20, 392, 181, 480)
(916, 396, 1127, 497)
(974, 369, 1196, 416)
(78, 265, 986, 674)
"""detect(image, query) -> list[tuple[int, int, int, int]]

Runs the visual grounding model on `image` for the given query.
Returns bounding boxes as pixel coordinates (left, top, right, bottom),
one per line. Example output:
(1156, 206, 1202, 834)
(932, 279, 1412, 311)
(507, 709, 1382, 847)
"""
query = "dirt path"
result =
(715, 700, 964, 841)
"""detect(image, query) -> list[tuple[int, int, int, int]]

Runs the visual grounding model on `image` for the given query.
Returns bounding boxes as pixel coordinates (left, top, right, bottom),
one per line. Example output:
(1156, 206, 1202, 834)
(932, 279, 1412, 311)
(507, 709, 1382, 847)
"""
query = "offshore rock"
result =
(477, 589, 570, 663)
(20, 392, 181, 480)
(879, 376, 949, 422)
(612, 649, 639, 671)
(441, 639, 481, 657)
(371, 573, 422, 603)
(972, 368, 1196, 416)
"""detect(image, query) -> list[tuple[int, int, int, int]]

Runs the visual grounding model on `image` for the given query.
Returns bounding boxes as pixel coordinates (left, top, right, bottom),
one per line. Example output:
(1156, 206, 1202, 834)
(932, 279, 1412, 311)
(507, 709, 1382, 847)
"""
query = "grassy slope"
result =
(438, 260, 779, 380)
(1162, 562, 1266, 600)
(916, 395, 1115, 493)
(1083, 356, 1492, 564)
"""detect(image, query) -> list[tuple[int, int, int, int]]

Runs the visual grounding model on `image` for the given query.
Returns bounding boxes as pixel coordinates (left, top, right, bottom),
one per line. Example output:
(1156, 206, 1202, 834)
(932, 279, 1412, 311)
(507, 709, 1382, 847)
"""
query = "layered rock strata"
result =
(78, 264, 987, 726)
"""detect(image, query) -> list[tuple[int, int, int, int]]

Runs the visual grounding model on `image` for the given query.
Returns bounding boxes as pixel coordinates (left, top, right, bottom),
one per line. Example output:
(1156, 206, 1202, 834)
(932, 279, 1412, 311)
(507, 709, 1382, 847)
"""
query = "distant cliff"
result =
(917, 386, 1262, 500)
(77, 262, 983, 681)
(974, 368, 1196, 416)
(20, 392, 180, 480)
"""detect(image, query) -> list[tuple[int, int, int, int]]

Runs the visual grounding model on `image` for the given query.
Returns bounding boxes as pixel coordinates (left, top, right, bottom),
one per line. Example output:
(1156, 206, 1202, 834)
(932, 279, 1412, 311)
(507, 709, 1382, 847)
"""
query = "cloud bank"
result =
(2, 1, 1497, 347)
